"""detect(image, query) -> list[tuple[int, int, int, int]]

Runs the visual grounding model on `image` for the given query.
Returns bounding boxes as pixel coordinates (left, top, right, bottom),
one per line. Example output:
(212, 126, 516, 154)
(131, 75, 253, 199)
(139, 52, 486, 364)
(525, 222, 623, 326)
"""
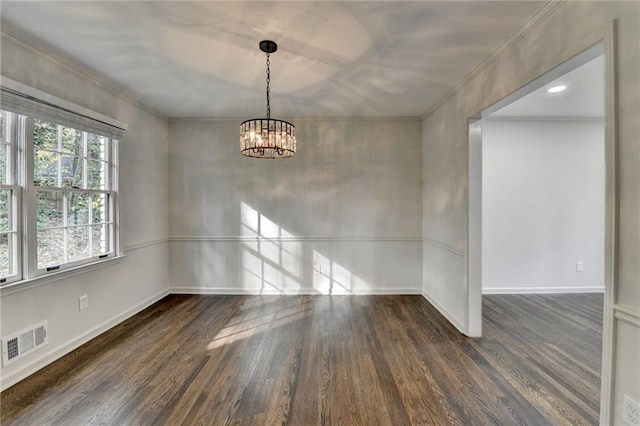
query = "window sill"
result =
(0, 255, 126, 298)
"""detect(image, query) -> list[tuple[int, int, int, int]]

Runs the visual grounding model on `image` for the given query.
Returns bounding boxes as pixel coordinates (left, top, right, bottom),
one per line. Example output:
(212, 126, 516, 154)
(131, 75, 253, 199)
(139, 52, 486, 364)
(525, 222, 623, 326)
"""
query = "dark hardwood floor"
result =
(1, 293, 602, 425)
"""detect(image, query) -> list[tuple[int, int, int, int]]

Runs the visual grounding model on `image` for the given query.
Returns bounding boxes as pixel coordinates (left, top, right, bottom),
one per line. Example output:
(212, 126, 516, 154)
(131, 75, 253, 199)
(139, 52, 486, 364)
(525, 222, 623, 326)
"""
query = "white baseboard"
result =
(421, 292, 466, 334)
(170, 286, 421, 295)
(482, 286, 605, 294)
(0, 288, 170, 391)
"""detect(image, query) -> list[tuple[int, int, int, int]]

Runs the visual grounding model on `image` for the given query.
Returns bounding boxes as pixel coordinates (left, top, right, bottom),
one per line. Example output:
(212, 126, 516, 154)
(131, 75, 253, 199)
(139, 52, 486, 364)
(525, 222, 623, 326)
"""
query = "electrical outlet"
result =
(79, 295, 89, 311)
(576, 261, 584, 272)
(624, 395, 640, 426)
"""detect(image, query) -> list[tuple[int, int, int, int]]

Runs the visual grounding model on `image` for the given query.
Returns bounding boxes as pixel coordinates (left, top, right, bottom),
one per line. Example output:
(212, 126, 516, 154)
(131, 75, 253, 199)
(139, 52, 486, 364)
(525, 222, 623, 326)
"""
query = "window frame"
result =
(0, 111, 22, 285)
(0, 77, 125, 288)
(28, 119, 119, 276)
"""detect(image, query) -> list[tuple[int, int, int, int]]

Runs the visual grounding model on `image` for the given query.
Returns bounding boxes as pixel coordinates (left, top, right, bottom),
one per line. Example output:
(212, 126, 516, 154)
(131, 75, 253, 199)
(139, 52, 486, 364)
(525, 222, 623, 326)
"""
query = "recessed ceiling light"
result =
(548, 85, 567, 93)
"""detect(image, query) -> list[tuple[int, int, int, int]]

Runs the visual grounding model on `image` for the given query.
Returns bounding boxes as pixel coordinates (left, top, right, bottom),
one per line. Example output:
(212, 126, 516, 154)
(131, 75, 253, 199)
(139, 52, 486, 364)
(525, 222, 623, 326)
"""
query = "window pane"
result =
(92, 224, 109, 255)
(92, 193, 108, 224)
(68, 192, 90, 225)
(37, 228, 64, 268)
(0, 110, 7, 142)
(60, 126, 82, 155)
(0, 143, 7, 185)
(88, 160, 108, 190)
(69, 226, 90, 262)
(37, 191, 64, 229)
(61, 155, 84, 188)
(0, 232, 10, 277)
(87, 133, 107, 162)
(34, 119, 59, 151)
(34, 150, 59, 187)
(0, 189, 10, 232)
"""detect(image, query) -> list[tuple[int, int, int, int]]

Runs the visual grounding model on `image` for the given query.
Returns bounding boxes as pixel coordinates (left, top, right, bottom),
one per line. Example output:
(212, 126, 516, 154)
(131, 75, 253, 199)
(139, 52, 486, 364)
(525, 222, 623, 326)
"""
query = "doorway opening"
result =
(467, 39, 614, 424)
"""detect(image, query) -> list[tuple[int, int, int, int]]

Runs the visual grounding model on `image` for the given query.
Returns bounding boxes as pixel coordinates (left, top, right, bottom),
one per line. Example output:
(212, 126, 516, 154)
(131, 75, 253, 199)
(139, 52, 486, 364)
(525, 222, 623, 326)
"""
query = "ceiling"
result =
(1, 1, 545, 119)
(491, 55, 604, 118)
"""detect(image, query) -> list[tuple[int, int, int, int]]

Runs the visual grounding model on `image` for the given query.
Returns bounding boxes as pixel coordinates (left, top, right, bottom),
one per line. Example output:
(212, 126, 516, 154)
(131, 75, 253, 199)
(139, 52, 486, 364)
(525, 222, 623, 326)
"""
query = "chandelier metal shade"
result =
(240, 40, 296, 159)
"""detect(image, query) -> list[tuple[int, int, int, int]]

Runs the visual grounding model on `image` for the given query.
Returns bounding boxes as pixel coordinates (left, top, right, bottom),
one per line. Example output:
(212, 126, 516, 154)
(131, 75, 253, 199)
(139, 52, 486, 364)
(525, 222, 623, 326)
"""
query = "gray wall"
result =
(169, 118, 423, 294)
(482, 119, 605, 293)
(0, 32, 171, 388)
(422, 2, 639, 423)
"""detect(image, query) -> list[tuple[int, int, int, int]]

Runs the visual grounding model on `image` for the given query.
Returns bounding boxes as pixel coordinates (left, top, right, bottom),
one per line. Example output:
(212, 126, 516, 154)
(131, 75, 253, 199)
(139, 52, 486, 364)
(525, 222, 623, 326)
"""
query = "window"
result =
(0, 80, 125, 286)
(1, 110, 20, 283)
(33, 120, 115, 270)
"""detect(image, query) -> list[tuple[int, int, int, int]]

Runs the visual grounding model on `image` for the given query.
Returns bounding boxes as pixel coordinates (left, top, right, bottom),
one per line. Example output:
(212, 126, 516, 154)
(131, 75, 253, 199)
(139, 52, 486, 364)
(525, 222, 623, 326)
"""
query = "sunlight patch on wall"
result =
(241, 203, 301, 294)
(313, 250, 370, 294)
(240, 202, 371, 294)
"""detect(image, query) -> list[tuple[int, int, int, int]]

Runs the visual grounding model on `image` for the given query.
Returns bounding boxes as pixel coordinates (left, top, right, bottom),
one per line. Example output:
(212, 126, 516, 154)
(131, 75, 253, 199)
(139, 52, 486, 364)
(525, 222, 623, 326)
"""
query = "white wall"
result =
(482, 119, 605, 294)
(169, 118, 423, 294)
(0, 32, 171, 389)
(422, 2, 639, 424)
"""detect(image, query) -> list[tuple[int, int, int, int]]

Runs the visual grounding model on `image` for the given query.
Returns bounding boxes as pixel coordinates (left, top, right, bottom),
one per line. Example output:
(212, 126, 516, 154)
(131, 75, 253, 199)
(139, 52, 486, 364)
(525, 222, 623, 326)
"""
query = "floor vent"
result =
(2, 321, 48, 366)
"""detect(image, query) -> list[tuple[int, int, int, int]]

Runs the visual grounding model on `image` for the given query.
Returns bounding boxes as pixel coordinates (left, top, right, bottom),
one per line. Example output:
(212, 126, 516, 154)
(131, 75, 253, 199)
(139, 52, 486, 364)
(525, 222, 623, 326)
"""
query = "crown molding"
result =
(1, 29, 167, 122)
(421, 1, 565, 120)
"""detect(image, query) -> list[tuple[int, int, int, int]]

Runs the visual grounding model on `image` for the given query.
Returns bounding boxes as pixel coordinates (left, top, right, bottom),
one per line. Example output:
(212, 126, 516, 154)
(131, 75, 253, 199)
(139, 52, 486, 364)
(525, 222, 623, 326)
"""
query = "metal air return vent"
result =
(2, 320, 48, 366)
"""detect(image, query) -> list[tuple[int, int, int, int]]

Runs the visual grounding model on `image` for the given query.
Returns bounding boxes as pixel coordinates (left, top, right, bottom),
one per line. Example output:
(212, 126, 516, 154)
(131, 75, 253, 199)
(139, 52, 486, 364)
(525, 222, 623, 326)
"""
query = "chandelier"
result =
(240, 40, 296, 159)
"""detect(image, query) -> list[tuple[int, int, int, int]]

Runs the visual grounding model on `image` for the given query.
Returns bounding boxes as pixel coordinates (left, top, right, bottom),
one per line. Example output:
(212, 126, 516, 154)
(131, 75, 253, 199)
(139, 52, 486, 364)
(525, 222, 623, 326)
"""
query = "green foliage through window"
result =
(33, 120, 108, 190)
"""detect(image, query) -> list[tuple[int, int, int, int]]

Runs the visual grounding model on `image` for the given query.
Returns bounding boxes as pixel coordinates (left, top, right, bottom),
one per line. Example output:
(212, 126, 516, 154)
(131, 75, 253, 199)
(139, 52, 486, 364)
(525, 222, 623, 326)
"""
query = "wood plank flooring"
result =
(1, 294, 602, 425)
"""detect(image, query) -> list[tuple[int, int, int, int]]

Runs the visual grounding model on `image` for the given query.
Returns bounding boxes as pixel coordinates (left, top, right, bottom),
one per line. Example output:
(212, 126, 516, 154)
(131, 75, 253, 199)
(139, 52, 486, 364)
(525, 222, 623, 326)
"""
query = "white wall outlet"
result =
(78, 295, 89, 311)
(624, 395, 640, 426)
(576, 261, 584, 272)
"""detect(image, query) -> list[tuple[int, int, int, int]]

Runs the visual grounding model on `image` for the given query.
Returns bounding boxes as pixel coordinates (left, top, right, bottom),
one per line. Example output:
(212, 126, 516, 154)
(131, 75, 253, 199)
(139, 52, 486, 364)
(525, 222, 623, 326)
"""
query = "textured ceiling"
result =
(1, 1, 545, 118)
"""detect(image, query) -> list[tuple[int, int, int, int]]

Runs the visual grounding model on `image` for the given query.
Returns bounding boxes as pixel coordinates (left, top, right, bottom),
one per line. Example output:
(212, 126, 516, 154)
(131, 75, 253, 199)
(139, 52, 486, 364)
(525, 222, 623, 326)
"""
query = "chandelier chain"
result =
(240, 40, 296, 159)
(266, 52, 271, 119)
